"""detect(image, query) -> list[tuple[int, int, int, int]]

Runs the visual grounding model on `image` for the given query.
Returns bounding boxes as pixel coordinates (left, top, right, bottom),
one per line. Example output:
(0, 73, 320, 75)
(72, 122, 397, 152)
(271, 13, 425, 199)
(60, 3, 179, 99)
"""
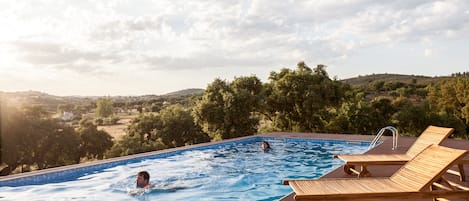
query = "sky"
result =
(0, 0, 468, 96)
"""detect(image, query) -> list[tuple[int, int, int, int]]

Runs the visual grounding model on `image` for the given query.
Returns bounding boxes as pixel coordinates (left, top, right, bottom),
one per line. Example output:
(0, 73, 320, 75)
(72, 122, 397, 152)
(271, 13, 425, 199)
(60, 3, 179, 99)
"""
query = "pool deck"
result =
(263, 132, 469, 201)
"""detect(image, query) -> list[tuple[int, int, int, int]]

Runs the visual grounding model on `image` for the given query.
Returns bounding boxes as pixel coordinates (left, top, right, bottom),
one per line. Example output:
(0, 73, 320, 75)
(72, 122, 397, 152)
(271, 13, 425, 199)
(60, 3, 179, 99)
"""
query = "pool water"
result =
(0, 138, 369, 201)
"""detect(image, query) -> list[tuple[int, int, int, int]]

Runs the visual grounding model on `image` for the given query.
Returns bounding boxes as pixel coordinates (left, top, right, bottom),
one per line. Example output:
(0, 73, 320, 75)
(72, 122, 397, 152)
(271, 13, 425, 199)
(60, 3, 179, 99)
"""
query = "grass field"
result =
(97, 114, 137, 141)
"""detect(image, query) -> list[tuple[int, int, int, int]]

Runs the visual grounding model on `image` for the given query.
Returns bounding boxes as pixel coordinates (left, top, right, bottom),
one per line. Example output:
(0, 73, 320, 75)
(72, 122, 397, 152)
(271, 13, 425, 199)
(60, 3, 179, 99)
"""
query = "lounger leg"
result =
(458, 163, 466, 182)
(359, 165, 371, 178)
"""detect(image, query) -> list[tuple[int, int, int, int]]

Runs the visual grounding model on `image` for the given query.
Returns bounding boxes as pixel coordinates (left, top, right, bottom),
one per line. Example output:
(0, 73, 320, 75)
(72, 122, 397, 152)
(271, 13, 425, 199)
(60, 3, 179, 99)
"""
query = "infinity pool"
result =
(0, 137, 369, 201)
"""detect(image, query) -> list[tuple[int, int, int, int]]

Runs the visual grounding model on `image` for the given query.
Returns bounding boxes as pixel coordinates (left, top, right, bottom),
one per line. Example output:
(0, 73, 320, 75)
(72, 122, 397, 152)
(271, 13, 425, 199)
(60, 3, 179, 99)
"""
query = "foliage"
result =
(105, 134, 167, 158)
(1, 105, 81, 175)
(94, 117, 104, 125)
(263, 62, 347, 132)
(110, 116, 120, 124)
(343, 73, 447, 87)
(192, 76, 263, 140)
(125, 105, 210, 149)
(157, 105, 210, 147)
(325, 97, 396, 135)
(427, 78, 469, 124)
(2, 62, 469, 176)
(127, 113, 160, 142)
(96, 98, 113, 118)
(77, 119, 114, 159)
(426, 78, 469, 138)
(392, 98, 466, 137)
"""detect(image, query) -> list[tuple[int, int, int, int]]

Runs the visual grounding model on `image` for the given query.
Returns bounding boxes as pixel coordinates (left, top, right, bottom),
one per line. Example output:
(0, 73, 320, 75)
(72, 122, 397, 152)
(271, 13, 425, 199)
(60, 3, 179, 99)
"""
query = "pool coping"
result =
(0, 132, 372, 187)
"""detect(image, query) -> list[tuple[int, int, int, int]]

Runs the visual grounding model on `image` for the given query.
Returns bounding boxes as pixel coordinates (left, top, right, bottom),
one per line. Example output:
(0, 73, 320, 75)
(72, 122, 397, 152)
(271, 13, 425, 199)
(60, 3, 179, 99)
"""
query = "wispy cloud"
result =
(0, 0, 468, 95)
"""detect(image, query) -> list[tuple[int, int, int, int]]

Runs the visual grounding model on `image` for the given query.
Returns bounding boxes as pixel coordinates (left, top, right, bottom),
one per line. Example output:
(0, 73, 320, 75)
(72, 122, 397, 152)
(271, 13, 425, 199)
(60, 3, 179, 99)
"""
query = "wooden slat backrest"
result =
(391, 145, 467, 191)
(406, 126, 454, 157)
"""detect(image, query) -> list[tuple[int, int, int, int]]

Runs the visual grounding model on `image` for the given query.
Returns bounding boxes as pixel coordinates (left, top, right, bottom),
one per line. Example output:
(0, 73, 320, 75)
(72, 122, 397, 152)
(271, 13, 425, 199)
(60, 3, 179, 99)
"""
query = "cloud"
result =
(3, 0, 469, 77)
(144, 51, 282, 71)
(9, 40, 118, 75)
(89, 16, 165, 41)
(424, 49, 433, 56)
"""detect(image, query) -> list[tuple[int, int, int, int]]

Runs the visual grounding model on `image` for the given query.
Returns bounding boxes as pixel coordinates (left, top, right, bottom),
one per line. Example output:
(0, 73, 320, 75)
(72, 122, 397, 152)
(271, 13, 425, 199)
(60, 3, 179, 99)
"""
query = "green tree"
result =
(428, 78, 469, 124)
(1, 106, 25, 174)
(156, 105, 210, 147)
(1, 105, 82, 175)
(57, 103, 75, 114)
(77, 119, 114, 159)
(393, 99, 465, 137)
(264, 62, 347, 132)
(96, 98, 113, 118)
(193, 76, 263, 140)
(127, 113, 161, 142)
(105, 133, 167, 157)
(118, 105, 209, 156)
(426, 78, 469, 137)
(370, 81, 385, 92)
(34, 119, 81, 169)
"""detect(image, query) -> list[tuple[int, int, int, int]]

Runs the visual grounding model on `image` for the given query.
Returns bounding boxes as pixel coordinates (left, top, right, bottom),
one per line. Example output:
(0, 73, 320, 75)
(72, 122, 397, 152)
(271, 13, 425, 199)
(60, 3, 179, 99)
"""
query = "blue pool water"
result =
(0, 137, 369, 201)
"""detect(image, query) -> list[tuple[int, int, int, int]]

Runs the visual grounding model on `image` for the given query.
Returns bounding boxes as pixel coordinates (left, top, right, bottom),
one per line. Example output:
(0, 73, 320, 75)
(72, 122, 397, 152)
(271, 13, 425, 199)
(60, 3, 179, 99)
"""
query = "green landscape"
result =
(1, 62, 468, 176)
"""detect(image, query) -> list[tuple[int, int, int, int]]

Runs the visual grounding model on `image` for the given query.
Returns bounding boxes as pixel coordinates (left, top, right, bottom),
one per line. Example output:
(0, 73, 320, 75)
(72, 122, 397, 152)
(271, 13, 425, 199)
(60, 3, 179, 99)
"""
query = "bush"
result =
(94, 118, 104, 125)
(110, 116, 120, 125)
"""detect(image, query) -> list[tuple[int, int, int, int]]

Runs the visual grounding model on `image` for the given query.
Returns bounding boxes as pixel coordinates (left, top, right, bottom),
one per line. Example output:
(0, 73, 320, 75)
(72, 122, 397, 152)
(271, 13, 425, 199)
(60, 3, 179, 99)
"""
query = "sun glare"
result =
(0, 46, 15, 68)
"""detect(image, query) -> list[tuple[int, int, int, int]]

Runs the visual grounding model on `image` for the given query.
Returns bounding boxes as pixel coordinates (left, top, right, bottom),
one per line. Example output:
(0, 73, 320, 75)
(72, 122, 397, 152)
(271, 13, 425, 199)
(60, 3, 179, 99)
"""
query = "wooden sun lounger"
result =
(335, 125, 456, 178)
(284, 145, 469, 201)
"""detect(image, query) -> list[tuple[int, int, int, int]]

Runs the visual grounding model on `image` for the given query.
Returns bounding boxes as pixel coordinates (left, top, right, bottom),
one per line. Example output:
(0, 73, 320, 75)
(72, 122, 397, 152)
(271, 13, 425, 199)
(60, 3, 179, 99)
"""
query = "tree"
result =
(1, 106, 24, 175)
(57, 103, 75, 114)
(118, 105, 209, 156)
(370, 81, 385, 92)
(77, 119, 114, 159)
(105, 133, 167, 158)
(34, 119, 81, 169)
(127, 113, 161, 142)
(193, 76, 263, 140)
(156, 105, 210, 147)
(427, 78, 469, 137)
(1, 105, 82, 175)
(96, 98, 113, 118)
(263, 62, 347, 132)
(393, 99, 466, 137)
(428, 78, 469, 123)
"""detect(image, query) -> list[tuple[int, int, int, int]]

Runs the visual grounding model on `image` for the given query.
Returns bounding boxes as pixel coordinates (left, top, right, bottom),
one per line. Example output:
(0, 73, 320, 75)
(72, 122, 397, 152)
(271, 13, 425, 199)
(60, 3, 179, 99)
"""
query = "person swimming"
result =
(261, 141, 271, 151)
(136, 171, 155, 189)
(129, 171, 156, 195)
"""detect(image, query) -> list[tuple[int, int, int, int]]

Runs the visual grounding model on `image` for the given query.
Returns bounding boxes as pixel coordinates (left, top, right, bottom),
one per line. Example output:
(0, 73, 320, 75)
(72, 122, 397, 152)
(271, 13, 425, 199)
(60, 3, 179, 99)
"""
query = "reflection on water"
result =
(0, 139, 368, 201)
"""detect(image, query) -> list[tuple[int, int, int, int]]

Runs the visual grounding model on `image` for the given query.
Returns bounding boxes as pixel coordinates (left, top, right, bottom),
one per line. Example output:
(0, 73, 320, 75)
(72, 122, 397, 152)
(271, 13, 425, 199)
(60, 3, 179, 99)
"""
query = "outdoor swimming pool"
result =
(0, 137, 370, 201)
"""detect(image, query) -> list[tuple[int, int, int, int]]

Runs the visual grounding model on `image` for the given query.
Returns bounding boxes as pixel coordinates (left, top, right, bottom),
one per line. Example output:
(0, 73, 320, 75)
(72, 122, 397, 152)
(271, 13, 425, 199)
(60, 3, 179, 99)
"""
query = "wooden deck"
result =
(258, 132, 469, 201)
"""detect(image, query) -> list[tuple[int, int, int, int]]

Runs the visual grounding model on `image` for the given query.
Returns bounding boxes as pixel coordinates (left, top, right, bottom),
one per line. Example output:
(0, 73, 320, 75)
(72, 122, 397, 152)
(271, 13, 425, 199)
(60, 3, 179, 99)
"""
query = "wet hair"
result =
(138, 171, 150, 181)
(262, 141, 271, 149)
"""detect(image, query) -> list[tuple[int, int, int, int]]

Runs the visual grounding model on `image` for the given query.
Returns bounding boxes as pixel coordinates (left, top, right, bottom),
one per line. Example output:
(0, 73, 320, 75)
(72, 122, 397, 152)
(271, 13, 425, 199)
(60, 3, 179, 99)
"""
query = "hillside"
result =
(163, 88, 204, 96)
(341, 73, 451, 86)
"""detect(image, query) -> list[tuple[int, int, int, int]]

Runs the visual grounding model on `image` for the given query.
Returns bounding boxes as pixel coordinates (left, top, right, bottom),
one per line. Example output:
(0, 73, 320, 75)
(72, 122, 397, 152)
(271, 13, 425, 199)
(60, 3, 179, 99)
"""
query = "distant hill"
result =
(341, 73, 451, 86)
(163, 88, 204, 96)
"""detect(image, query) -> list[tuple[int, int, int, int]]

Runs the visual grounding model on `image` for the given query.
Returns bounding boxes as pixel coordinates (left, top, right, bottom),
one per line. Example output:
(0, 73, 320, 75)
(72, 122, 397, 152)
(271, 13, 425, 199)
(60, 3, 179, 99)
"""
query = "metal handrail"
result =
(368, 126, 399, 150)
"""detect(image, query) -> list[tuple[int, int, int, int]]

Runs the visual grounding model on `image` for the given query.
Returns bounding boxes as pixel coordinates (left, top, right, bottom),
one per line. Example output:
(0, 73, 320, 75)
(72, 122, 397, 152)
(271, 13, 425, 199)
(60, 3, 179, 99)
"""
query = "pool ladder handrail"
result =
(368, 126, 399, 150)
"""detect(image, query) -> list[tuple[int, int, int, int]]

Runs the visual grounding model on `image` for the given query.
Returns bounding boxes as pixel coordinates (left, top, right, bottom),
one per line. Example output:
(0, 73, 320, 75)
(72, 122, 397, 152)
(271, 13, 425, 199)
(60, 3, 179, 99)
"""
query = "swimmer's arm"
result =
(128, 184, 156, 195)
(128, 188, 145, 195)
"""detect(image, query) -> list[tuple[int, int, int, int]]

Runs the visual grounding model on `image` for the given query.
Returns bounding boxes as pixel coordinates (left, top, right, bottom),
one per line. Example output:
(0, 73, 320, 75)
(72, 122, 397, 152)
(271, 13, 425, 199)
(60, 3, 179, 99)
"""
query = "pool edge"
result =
(0, 132, 374, 187)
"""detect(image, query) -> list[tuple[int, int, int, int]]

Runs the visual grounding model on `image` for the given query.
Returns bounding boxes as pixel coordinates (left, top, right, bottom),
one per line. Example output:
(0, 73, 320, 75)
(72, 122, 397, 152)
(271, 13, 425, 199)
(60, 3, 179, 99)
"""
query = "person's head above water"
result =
(262, 141, 271, 150)
(136, 171, 150, 188)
